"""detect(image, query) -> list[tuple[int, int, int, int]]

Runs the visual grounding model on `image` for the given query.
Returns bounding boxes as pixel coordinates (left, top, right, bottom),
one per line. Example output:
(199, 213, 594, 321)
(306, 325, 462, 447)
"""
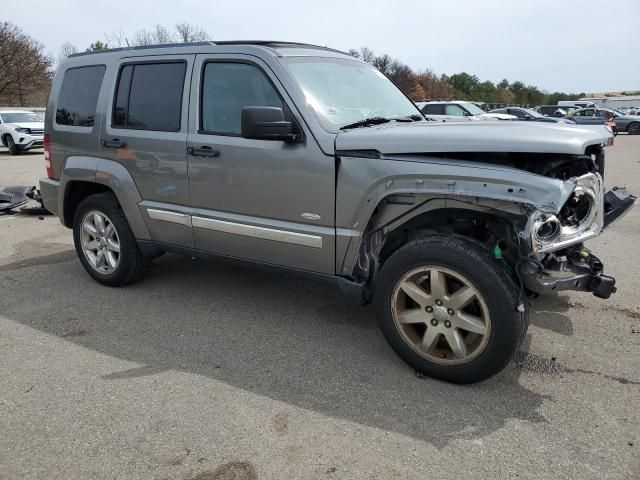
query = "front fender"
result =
(336, 155, 574, 276)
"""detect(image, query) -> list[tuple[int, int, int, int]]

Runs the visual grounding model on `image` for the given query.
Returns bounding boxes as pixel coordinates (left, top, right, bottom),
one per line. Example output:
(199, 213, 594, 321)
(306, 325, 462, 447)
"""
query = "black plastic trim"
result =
(136, 240, 368, 303)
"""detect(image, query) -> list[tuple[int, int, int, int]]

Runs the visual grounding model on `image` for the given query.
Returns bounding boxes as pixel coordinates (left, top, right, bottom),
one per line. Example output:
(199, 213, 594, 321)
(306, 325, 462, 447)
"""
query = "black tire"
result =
(72, 192, 147, 286)
(6, 136, 19, 155)
(374, 235, 526, 384)
(627, 122, 640, 135)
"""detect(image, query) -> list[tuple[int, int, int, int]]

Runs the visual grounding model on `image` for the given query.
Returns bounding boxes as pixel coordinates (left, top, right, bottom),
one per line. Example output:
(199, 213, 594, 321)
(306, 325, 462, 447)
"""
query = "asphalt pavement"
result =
(0, 138, 638, 479)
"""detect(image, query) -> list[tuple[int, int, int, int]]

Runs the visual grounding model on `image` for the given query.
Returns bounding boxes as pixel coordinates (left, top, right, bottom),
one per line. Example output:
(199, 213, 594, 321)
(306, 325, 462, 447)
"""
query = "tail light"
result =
(44, 133, 54, 178)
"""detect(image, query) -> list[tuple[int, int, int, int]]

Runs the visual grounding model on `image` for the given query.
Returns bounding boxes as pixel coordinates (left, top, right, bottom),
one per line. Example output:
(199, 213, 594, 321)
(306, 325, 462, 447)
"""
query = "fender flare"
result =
(59, 156, 150, 239)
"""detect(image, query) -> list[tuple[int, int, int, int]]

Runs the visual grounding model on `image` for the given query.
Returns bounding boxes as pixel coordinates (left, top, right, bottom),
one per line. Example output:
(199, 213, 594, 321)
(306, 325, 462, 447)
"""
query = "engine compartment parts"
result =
(519, 247, 617, 299)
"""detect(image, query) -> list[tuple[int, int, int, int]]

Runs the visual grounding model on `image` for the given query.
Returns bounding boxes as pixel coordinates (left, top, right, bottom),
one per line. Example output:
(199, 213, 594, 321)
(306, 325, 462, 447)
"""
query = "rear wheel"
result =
(73, 192, 147, 286)
(627, 122, 640, 135)
(374, 235, 526, 384)
(6, 136, 19, 155)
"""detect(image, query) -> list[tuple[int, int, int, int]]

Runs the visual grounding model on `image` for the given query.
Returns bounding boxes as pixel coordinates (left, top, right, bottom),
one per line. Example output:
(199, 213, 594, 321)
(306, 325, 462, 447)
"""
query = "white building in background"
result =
(579, 95, 640, 109)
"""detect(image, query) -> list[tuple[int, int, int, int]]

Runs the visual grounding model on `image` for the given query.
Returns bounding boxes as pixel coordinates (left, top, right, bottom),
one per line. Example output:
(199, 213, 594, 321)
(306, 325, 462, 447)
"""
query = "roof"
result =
(423, 100, 473, 105)
(0, 110, 36, 114)
(69, 40, 348, 58)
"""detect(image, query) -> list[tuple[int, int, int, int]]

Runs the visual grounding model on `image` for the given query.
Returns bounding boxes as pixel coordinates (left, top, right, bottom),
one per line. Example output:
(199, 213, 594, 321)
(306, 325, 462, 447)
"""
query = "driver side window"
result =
(201, 62, 284, 136)
(445, 104, 465, 116)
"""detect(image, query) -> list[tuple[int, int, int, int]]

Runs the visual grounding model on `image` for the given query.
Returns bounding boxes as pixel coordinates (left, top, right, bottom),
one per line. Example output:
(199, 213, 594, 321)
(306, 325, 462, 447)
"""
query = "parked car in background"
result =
(570, 107, 640, 135)
(490, 107, 577, 124)
(0, 110, 45, 155)
(536, 105, 581, 117)
(420, 101, 517, 121)
(557, 100, 597, 109)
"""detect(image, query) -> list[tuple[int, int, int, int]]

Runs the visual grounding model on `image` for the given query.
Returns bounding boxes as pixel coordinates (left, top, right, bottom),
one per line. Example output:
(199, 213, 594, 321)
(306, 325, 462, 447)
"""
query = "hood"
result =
(5, 122, 44, 130)
(335, 121, 613, 155)
(479, 113, 517, 120)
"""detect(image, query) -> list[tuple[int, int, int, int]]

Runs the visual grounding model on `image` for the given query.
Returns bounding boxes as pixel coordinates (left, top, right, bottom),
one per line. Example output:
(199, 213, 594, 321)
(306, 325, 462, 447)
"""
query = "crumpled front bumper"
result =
(520, 186, 636, 299)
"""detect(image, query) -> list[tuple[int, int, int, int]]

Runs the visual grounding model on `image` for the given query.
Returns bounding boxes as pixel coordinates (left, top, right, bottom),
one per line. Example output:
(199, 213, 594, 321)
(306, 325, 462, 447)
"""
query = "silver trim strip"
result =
(192, 216, 323, 248)
(147, 208, 192, 226)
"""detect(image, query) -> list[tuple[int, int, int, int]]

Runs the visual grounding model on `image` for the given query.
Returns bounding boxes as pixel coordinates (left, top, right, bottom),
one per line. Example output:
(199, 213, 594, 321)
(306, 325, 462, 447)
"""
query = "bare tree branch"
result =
(0, 22, 53, 106)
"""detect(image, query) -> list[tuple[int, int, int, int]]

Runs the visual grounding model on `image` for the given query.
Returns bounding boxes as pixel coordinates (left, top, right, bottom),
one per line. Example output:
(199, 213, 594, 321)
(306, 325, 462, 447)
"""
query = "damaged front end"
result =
(520, 173, 635, 299)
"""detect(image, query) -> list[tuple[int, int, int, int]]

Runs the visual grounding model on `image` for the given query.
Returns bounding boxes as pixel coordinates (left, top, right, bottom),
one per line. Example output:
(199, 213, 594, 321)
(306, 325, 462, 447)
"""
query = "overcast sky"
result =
(4, 0, 639, 93)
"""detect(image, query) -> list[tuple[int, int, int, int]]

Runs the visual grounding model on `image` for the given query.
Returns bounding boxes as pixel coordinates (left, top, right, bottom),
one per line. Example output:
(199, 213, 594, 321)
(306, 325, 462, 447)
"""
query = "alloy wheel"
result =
(80, 211, 121, 274)
(391, 266, 491, 365)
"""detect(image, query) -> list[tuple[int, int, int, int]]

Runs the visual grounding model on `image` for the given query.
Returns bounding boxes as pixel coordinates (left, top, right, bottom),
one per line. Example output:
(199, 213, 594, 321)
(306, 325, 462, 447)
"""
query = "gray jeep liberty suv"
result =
(39, 41, 636, 383)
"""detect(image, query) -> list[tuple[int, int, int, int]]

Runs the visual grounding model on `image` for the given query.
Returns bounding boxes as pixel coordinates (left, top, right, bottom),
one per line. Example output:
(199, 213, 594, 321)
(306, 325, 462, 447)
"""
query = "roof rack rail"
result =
(68, 40, 349, 58)
(213, 40, 348, 55)
(68, 41, 215, 57)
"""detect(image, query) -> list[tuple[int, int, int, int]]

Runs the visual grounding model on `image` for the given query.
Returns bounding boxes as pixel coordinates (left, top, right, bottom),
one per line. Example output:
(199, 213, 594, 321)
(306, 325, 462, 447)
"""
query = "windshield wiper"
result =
(395, 114, 425, 122)
(339, 117, 391, 130)
(339, 114, 425, 130)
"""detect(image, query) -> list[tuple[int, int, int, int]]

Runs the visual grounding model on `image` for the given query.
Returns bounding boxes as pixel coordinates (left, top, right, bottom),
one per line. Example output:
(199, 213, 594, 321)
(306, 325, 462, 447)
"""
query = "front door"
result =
(186, 54, 335, 274)
(100, 55, 195, 247)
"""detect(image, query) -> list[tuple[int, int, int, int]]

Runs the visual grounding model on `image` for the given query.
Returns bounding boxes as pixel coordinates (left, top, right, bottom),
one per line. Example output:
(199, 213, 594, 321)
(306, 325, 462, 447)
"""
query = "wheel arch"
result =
(59, 156, 150, 240)
(343, 193, 531, 294)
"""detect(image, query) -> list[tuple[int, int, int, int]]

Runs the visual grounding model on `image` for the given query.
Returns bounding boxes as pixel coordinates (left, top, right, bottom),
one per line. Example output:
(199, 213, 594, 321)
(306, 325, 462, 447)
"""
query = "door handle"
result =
(187, 146, 220, 158)
(101, 138, 126, 148)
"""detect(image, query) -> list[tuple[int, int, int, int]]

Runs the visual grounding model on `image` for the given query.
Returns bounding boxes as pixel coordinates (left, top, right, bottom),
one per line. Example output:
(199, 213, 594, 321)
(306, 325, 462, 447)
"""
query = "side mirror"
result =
(241, 107, 298, 142)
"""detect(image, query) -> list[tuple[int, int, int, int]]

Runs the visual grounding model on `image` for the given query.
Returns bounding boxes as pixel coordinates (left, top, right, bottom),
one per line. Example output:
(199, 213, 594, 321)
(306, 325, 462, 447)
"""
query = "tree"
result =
(87, 40, 108, 51)
(174, 22, 210, 43)
(58, 41, 78, 63)
(127, 23, 211, 46)
(0, 22, 52, 106)
(104, 28, 129, 48)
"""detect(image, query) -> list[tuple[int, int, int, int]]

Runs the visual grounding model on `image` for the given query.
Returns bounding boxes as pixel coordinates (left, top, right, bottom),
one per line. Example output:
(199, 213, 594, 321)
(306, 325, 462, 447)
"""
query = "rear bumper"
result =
(39, 178, 60, 216)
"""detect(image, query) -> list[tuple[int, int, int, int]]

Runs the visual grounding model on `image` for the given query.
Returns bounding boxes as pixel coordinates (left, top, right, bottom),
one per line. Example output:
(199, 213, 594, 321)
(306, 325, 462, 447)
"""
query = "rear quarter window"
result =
(56, 65, 106, 127)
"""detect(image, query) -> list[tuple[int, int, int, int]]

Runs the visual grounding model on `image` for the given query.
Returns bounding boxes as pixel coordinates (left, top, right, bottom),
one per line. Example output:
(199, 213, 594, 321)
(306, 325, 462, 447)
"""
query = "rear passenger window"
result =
(113, 62, 186, 132)
(56, 65, 106, 127)
(422, 104, 444, 115)
(200, 63, 283, 135)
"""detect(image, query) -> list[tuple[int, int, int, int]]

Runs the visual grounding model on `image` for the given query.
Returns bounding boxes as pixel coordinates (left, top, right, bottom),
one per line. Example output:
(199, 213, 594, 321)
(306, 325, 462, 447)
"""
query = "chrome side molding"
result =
(192, 216, 323, 248)
(145, 207, 322, 248)
(147, 208, 192, 226)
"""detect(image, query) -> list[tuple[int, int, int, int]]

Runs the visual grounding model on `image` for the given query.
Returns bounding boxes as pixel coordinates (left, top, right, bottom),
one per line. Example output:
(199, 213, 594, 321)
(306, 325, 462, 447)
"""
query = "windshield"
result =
(282, 57, 421, 131)
(462, 103, 487, 115)
(0, 112, 40, 123)
(521, 108, 543, 118)
(604, 108, 625, 116)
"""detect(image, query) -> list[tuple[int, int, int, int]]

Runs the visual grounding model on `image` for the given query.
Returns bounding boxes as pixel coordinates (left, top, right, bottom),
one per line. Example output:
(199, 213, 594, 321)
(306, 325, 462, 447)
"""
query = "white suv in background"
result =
(0, 110, 45, 155)
(418, 101, 517, 122)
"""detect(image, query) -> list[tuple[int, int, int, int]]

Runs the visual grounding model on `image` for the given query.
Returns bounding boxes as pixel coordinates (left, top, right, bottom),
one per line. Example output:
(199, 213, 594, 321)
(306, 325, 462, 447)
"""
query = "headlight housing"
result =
(15, 127, 30, 133)
(529, 173, 603, 253)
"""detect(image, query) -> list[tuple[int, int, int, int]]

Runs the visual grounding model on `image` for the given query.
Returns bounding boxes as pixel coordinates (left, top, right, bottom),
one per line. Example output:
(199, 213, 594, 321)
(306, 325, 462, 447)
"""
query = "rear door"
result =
(572, 108, 601, 125)
(186, 54, 336, 274)
(100, 55, 195, 247)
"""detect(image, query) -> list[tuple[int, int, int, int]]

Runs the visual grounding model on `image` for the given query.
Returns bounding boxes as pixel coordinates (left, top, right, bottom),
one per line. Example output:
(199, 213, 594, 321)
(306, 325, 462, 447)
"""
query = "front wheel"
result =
(374, 235, 526, 384)
(627, 122, 640, 135)
(6, 136, 19, 155)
